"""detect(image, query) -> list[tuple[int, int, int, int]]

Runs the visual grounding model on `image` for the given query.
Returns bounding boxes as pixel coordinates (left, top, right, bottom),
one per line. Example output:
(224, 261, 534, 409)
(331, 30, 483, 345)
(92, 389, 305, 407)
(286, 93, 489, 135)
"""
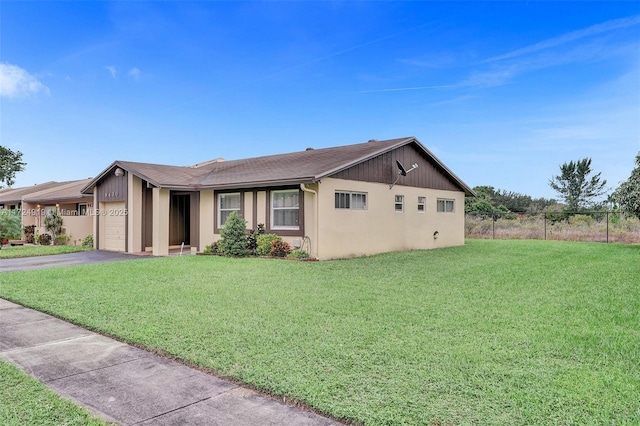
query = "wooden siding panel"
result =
(330, 144, 459, 191)
(97, 171, 128, 202)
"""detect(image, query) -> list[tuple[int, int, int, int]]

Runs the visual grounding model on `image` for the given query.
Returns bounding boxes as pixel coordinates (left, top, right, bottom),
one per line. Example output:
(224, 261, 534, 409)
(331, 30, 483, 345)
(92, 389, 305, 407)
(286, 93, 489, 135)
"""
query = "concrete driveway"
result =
(0, 250, 149, 272)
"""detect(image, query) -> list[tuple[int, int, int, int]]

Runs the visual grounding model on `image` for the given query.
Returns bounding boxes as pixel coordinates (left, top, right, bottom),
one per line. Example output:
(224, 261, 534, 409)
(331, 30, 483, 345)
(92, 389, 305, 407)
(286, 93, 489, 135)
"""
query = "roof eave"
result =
(81, 161, 163, 194)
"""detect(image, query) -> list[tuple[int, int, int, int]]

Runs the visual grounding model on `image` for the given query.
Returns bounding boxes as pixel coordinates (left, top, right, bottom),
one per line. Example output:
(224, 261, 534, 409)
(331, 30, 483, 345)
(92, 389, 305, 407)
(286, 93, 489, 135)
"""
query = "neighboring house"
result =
(81, 137, 475, 259)
(0, 179, 93, 244)
(0, 181, 61, 210)
(21, 179, 94, 244)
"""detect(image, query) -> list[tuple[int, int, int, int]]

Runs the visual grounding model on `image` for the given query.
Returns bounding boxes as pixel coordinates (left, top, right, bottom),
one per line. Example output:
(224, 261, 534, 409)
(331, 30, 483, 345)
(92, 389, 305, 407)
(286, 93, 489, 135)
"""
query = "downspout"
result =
(300, 183, 318, 259)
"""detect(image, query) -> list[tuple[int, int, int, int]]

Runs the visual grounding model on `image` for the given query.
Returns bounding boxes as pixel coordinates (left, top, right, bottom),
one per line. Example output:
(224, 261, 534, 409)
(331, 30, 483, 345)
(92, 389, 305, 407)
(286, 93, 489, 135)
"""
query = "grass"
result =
(1, 240, 638, 425)
(0, 360, 110, 426)
(0, 244, 91, 259)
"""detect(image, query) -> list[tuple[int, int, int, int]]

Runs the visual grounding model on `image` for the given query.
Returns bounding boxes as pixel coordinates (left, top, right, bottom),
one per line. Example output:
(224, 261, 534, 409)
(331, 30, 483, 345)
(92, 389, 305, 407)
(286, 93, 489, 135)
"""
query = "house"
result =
(81, 137, 475, 259)
(21, 179, 94, 245)
(0, 179, 94, 244)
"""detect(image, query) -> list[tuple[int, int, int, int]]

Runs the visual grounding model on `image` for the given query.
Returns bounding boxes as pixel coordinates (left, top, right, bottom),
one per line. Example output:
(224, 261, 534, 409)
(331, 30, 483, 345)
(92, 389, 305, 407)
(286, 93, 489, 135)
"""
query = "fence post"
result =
(607, 210, 609, 243)
(492, 213, 496, 240)
(544, 212, 547, 240)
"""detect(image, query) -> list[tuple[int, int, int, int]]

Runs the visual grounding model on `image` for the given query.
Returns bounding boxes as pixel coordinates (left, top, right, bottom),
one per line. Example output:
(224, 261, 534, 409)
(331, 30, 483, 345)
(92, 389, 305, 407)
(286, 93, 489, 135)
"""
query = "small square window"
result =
(418, 197, 426, 213)
(395, 195, 404, 212)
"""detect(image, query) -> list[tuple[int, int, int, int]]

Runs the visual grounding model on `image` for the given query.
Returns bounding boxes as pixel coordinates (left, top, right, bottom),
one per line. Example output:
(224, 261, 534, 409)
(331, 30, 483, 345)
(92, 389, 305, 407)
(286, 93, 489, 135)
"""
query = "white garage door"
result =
(103, 201, 126, 251)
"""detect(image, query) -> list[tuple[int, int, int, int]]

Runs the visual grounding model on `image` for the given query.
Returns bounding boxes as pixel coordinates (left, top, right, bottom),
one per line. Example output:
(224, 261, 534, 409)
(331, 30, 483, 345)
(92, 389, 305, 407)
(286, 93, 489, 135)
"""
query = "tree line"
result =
(466, 154, 640, 219)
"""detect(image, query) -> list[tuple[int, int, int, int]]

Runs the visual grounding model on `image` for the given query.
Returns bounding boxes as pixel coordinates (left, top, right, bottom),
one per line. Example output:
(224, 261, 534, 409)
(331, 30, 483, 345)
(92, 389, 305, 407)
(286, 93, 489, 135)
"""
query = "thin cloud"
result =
(358, 84, 464, 94)
(0, 63, 50, 98)
(106, 66, 117, 78)
(128, 67, 141, 80)
(363, 16, 640, 95)
(485, 15, 640, 63)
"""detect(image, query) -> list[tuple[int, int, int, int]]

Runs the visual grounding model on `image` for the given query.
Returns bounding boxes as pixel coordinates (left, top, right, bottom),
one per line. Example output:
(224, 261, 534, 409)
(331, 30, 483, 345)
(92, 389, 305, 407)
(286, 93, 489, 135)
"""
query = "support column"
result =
(152, 188, 170, 256)
(128, 174, 143, 253)
(198, 190, 214, 252)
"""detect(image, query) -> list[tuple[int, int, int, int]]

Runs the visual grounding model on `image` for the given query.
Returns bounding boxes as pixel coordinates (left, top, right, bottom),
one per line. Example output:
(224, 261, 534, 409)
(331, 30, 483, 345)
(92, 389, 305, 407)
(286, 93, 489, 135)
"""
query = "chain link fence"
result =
(465, 211, 640, 244)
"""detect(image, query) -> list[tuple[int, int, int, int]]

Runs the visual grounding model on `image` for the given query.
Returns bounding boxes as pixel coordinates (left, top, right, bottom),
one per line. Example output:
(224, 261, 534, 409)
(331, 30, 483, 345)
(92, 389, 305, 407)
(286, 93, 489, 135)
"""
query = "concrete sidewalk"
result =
(0, 298, 341, 425)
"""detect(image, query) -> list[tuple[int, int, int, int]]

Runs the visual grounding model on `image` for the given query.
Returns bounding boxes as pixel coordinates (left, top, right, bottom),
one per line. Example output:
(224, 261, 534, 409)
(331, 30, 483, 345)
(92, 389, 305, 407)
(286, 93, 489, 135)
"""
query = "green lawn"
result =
(0, 244, 90, 259)
(0, 361, 110, 426)
(1, 240, 638, 425)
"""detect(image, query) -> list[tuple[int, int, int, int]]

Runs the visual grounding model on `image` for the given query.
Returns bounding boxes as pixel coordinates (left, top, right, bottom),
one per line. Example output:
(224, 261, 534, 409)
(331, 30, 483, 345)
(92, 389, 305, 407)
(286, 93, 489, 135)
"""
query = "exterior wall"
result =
(316, 177, 465, 260)
(21, 200, 93, 245)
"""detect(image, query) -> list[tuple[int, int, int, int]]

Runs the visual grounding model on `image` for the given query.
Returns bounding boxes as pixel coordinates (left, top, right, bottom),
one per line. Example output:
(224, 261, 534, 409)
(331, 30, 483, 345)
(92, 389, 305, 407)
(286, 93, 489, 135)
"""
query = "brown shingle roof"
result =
(82, 137, 475, 195)
(195, 137, 414, 188)
(0, 181, 61, 204)
(22, 179, 93, 203)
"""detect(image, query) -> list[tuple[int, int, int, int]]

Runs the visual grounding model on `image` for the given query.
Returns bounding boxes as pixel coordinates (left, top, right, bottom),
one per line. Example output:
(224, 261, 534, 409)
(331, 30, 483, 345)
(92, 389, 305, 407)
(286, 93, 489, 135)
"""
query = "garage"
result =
(102, 201, 126, 251)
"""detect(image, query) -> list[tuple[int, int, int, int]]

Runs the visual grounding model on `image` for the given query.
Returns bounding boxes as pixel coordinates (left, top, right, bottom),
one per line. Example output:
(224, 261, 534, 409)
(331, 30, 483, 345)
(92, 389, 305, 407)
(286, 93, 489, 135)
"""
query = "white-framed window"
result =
(272, 189, 299, 229)
(418, 197, 426, 213)
(437, 198, 455, 213)
(395, 195, 404, 212)
(218, 193, 241, 227)
(335, 191, 367, 210)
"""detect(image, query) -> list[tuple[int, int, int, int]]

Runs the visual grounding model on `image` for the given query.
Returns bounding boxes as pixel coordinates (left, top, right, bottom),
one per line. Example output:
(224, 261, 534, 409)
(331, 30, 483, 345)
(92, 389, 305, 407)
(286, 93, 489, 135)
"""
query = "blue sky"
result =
(1, 1, 639, 199)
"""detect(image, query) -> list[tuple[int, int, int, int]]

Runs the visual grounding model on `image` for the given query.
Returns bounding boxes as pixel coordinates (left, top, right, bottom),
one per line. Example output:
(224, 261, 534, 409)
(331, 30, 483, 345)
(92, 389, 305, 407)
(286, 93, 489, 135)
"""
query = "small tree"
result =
(44, 209, 63, 243)
(218, 211, 247, 256)
(0, 146, 26, 188)
(549, 158, 607, 212)
(611, 152, 640, 219)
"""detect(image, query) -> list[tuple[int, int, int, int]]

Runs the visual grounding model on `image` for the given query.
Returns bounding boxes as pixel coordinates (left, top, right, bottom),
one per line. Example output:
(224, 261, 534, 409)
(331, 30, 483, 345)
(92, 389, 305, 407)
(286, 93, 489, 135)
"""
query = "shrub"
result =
(23, 225, 36, 244)
(256, 234, 281, 256)
(203, 241, 220, 255)
(81, 234, 94, 247)
(218, 211, 247, 257)
(55, 233, 71, 246)
(0, 210, 21, 243)
(38, 233, 52, 246)
(269, 239, 291, 258)
(246, 223, 265, 255)
(287, 249, 310, 259)
(569, 214, 595, 227)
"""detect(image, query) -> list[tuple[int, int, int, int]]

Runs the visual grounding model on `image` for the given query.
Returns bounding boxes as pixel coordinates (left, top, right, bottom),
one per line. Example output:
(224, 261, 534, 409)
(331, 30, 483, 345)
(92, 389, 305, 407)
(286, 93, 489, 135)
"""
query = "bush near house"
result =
(37, 233, 52, 246)
(81, 234, 94, 248)
(256, 234, 281, 256)
(23, 225, 36, 244)
(0, 210, 21, 246)
(269, 239, 291, 258)
(218, 211, 248, 257)
(55, 234, 71, 246)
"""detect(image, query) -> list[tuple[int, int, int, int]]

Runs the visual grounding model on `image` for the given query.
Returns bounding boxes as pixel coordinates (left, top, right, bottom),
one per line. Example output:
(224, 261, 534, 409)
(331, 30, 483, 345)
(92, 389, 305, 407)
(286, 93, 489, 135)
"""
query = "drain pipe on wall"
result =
(300, 183, 318, 259)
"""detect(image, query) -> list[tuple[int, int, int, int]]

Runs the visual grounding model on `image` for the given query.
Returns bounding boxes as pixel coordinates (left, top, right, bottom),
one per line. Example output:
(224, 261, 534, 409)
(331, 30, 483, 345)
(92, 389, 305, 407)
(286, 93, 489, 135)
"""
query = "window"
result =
(272, 189, 299, 229)
(437, 199, 455, 213)
(335, 191, 367, 210)
(218, 193, 241, 227)
(418, 197, 426, 213)
(78, 203, 88, 216)
(395, 195, 404, 212)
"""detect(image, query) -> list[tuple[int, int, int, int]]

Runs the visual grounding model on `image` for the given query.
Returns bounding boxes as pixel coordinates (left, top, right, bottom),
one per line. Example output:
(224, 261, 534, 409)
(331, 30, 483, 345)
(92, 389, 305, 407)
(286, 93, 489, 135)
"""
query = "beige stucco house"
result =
(0, 179, 94, 244)
(81, 137, 475, 259)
